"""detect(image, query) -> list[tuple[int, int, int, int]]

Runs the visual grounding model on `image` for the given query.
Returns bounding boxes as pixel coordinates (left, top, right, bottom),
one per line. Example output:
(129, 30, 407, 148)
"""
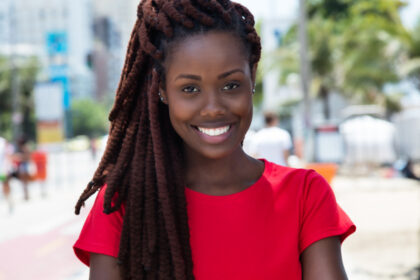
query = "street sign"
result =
(46, 32, 68, 55)
(34, 83, 65, 144)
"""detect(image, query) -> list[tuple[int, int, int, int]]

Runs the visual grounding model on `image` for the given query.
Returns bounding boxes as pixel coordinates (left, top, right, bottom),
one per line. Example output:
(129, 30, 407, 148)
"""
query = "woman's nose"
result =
(200, 90, 226, 117)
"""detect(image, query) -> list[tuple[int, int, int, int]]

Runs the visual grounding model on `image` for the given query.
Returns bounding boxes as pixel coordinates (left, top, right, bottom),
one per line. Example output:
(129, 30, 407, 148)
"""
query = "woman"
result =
(74, 1, 355, 279)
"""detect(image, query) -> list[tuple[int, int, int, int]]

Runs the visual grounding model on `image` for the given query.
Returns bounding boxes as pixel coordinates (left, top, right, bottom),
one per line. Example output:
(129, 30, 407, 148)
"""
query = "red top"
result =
(74, 160, 355, 279)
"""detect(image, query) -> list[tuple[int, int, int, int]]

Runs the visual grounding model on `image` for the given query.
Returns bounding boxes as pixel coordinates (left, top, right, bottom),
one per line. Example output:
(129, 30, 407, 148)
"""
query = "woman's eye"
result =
(223, 82, 240, 91)
(182, 86, 199, 93)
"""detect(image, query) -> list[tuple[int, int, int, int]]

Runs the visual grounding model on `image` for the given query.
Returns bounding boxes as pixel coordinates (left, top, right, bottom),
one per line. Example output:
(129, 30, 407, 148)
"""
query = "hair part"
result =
(75, 1, 261, 279)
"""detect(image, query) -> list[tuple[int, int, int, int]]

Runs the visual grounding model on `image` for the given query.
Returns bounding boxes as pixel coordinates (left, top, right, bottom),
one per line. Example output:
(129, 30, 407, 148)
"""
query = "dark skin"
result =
(89, 32, 348, 279)
(90, 253, 121, 280)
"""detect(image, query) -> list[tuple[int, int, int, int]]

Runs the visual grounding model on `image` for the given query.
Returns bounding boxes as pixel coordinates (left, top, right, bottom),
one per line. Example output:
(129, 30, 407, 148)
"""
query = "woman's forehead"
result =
(163, 32, 250, 79)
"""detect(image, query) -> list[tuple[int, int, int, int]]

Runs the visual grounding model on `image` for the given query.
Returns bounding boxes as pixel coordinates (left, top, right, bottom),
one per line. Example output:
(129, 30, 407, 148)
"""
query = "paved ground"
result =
(0, 189, 90, 280)
(0, 150, 419, 279)
(334, 176, 420, 280)
(0, 150, 94, 280)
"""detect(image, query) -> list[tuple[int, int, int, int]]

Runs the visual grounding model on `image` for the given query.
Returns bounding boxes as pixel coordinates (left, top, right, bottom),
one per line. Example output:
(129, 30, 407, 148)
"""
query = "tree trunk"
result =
(319, 85, 330, 120)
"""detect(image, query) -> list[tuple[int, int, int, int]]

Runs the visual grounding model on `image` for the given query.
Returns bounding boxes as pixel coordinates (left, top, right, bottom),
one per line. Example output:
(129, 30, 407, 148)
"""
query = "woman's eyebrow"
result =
(218, 69, 244, 79)
(175, 74, 201, 81)
(174, 69, 244, 81)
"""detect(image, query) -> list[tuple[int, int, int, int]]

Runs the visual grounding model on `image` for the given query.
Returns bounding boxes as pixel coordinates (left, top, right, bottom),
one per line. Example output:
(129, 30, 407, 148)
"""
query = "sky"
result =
(236, 0, 420, 29)
(401, 0, 420, 28)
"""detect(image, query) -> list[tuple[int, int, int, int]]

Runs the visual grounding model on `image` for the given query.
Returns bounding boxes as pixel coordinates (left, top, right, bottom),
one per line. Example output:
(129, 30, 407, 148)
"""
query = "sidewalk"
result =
(0, 185, 90, 280)
(333, 176, 420, 280)
(0, 151, 94, 280)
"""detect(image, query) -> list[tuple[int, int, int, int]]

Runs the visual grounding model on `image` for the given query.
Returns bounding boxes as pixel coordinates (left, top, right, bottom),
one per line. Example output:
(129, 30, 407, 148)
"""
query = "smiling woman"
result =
(161, 32, 255, 160)
(72, 1, 355, 280)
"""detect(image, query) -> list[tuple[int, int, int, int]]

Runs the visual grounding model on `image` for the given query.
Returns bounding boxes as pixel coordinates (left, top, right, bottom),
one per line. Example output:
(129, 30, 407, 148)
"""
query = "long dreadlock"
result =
(75, 0, 261, 279)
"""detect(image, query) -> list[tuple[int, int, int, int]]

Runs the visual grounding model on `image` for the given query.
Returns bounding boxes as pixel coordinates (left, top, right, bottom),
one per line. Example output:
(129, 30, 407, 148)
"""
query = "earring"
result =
(158, 92, 165, 102)
(252, 88, 256, 94)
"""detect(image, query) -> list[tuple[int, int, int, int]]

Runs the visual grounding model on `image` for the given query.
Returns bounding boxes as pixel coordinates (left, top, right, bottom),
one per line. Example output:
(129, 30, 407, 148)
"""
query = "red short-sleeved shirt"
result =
(74, 160, 355, 279)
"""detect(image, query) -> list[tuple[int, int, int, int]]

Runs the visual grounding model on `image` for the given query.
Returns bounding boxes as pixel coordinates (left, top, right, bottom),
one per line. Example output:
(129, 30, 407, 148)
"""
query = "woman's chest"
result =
(187, 197, 303, 280)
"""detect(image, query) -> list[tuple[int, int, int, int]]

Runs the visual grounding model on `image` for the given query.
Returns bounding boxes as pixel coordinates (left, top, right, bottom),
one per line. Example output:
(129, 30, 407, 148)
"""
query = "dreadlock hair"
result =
(75, 0, 261, 279)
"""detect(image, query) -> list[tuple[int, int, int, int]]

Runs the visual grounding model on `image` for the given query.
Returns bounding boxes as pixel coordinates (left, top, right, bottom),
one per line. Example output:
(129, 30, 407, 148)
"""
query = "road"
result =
(0, 150, 419, 279)
(0, 150, 95, 280)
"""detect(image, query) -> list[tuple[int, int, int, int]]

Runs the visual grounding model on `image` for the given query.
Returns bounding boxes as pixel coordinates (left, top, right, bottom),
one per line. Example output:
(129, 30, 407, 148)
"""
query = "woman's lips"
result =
(197, 125, 230, 136)
(192, 125, 232, 144)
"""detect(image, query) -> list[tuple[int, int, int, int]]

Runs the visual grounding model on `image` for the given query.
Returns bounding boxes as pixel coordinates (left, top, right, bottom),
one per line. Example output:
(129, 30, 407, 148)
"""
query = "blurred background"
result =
(0, 0, 419, 279)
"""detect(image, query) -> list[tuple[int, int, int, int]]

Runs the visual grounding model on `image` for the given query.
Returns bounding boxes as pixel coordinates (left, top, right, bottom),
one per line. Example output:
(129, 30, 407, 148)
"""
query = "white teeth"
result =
(197, 125, 230, 136)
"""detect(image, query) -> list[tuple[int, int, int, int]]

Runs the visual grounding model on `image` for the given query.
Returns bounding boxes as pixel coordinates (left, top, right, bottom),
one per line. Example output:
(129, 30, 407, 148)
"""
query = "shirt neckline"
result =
(184, 159, 270, 201)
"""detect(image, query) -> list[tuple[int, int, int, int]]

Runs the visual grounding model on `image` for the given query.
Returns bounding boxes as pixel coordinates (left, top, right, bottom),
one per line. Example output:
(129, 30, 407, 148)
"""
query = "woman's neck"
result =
(184, 147, 264, 195)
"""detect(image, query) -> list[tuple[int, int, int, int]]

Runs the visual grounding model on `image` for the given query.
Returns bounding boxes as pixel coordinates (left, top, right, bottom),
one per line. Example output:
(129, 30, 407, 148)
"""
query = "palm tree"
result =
(270, 0, 408, 120)
(400, 19, 420, 91)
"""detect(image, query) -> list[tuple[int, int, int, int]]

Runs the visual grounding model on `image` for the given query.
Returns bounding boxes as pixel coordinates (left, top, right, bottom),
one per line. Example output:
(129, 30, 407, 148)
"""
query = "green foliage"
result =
(308, 0, 351, 19)
(384, 92, 403, 116)
(71, 99, 109, 138)
(252, 20, 264, 107)
(272, 0, 409, 119)
(405, 19, 420, 90)
(0, 56, 40, 141)
(0, 57, 12, 140)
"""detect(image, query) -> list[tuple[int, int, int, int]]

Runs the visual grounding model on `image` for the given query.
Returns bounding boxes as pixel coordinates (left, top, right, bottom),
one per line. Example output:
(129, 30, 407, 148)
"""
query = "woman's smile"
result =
(193, 124, 233, 144)
(196, 125, 230, 136)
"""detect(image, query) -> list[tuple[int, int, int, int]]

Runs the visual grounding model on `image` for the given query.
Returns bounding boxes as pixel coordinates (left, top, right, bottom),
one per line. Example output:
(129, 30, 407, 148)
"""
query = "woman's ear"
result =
(158, 86, 168, 104)
(154, 67, 168, 104)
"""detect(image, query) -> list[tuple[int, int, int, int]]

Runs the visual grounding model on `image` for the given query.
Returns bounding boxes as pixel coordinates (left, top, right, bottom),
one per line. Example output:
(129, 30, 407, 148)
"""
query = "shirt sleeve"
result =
(299, 170, 355, 253)
(73, 185, 124, 266)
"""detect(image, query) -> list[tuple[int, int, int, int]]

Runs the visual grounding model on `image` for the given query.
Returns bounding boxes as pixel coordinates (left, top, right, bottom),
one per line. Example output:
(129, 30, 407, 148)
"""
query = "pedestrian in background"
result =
(0, 137, 13, 212)
(73, 1, 355, 279)
(401, 159, 420, 181)
(89, 137, 97, 160)
(2, 137, 32, 202)
(249, 112, 292, 166)
(0, 137, 7, 183)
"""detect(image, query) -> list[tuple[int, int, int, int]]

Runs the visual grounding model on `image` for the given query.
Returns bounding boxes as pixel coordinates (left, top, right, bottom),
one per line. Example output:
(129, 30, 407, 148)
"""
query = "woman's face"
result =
(160, 31, 256, 160)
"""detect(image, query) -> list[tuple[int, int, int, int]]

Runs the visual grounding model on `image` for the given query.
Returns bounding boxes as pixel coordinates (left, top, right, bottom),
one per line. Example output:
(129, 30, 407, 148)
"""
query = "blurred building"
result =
(0, 0, 94, 99)
(394, 93, 420, 161)
(91, 0, 138, 100)
(91, 17, 121, 101)
(0, 0, 95, 139)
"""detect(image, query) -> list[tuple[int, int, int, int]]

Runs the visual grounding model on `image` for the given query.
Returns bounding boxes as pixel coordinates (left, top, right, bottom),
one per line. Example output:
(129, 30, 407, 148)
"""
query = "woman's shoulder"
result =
(73, 184, 125, 266)
(261, 159, 328, 195)
(262, 159, 313, 181)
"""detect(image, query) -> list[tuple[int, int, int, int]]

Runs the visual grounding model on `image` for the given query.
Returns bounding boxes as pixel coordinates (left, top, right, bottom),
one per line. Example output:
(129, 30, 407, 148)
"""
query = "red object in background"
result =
(31, 151, 47, 181)
(316, 125, 339, 133)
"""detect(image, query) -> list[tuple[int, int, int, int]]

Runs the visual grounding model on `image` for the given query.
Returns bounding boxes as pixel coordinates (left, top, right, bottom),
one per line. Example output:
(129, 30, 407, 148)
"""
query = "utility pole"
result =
(298, 0, 312, 162)
(9, 1, 21, 146)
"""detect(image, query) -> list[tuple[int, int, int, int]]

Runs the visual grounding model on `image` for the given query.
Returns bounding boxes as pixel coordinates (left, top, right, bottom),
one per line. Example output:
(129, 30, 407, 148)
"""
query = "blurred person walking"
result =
(1, 137, 14, 212)
(250, 112, 292, 166)
(401, 159, 420, 181)
(0, 137, 7, 182)
(3, 137, 32, 202)
(90, 137, 98, 160)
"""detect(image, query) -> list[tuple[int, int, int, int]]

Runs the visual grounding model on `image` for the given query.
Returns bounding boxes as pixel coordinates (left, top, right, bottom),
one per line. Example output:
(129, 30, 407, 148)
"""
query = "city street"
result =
(0, 150, 95, 280)
(0, 150, 419, 279)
